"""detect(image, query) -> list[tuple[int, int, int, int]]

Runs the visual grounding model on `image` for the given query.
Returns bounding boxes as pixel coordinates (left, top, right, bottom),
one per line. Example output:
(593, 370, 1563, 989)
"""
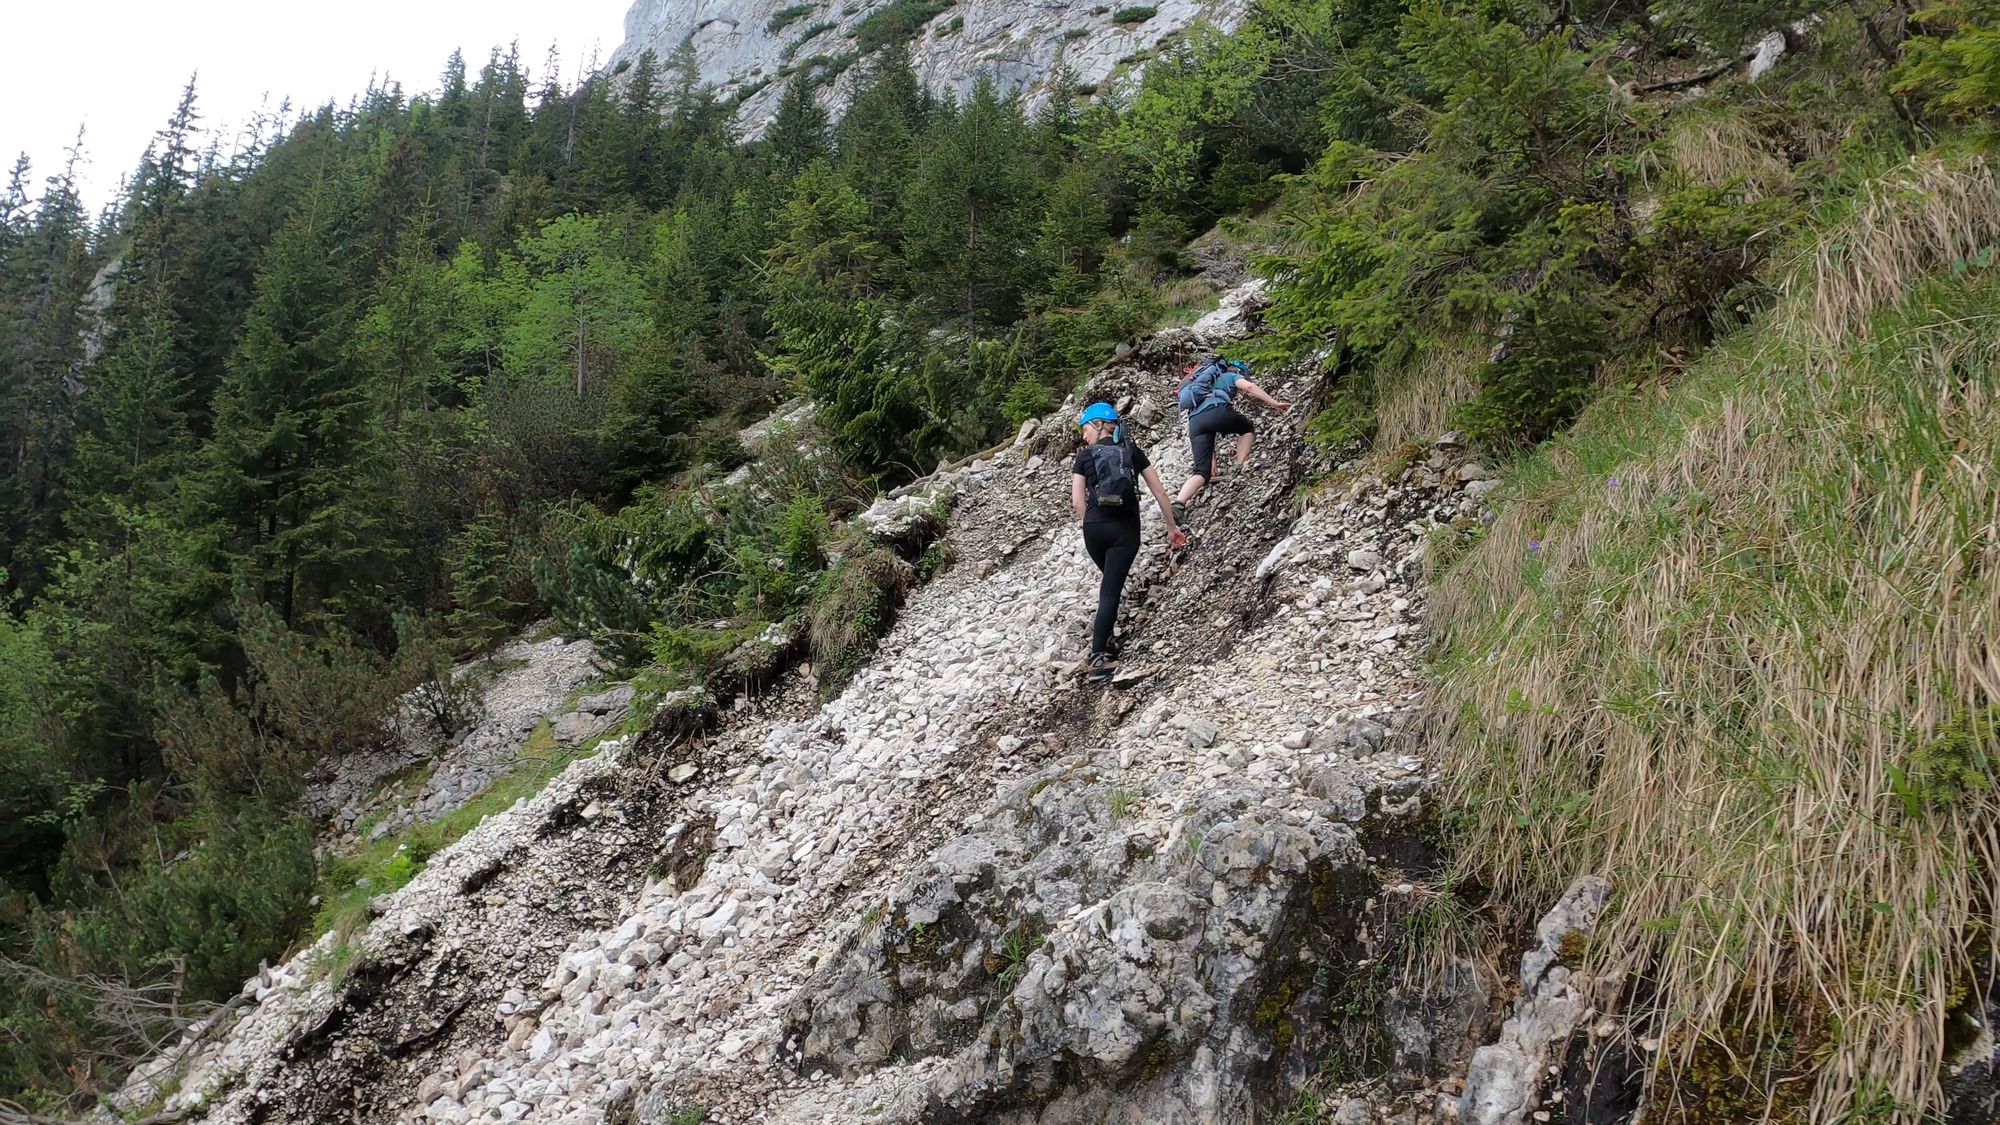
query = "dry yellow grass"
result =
(1786, 156, 2000, 350)
(1665, 113, 1795, 200)
(1373, 336, 1483, 451)
(1428, 155, 2000, 1121)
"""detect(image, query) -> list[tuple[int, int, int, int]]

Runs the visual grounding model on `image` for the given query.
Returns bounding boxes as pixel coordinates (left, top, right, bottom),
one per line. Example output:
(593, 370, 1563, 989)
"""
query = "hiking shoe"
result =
(1104, 635, 1123, 658)
(1086, 652, 1116, 683)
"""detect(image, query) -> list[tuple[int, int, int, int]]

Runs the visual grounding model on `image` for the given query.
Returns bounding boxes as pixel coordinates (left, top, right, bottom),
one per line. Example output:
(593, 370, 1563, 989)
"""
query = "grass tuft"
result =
(1371, 334, 1483, 452)
(1785, 156, 2000, 350)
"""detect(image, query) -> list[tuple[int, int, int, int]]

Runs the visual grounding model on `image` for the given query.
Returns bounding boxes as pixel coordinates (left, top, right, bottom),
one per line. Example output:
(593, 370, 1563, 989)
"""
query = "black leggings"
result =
(1082, 520, 1141, 657)
(1188, 406, 1256, 480)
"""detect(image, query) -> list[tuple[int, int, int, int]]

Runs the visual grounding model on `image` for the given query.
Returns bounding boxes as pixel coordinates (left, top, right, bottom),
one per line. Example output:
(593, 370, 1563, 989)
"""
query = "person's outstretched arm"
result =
(1235, 378, 1293, 412)
(1142, 466, 1188, 548)
(1072, 472, 1089, 519)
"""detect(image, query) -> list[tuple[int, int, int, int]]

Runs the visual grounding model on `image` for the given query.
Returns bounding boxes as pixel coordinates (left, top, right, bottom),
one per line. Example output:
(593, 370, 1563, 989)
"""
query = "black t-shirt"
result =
(1073, 437, 1150, 526)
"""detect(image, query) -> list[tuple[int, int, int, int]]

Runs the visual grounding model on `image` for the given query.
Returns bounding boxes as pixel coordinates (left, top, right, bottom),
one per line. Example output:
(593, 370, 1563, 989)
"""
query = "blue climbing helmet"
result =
(1078, 402, 1119, 427)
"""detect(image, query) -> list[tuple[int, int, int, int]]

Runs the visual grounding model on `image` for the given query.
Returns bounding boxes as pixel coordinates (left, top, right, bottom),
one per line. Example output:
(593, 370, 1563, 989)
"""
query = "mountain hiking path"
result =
(101, 280, 1508, 1125)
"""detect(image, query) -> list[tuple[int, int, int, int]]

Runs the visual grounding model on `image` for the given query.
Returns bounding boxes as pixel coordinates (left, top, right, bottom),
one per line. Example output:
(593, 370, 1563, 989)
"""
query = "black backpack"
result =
(1084, 431, 1137, 508)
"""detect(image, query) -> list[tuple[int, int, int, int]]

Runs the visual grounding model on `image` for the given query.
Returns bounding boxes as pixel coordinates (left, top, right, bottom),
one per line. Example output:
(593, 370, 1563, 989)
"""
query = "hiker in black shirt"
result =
(1071, 402, 1186, 683)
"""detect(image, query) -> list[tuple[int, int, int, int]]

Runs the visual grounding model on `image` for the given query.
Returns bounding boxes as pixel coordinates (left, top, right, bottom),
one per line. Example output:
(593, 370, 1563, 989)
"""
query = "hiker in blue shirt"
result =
(1071, 402, 1186, 683)
(1170, 356, 1292, 523)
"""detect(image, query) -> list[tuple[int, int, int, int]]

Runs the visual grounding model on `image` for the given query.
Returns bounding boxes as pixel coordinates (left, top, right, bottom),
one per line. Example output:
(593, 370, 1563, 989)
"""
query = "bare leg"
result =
(1235, 432, 1255, 466)
(1176, 474, 1207, 503)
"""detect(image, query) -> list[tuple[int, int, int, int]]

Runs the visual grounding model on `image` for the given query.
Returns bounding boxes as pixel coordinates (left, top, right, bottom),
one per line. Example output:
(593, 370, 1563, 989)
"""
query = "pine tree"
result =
(765, 74, 831, 176)
(0, 139, 97, 596)
(201, 197, 386, 627)
(446, 516, 520, 651)
(1033, 162, 1112, 280)
(900, 76, 1036, 323)
(837, 48, 927, 242)
(70, 276, 193, 525)
(618, 51, 672, 203)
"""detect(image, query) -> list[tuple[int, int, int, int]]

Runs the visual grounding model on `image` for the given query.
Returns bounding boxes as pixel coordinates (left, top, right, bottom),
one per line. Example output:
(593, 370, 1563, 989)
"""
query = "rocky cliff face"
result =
(609, 0, 1243, 135)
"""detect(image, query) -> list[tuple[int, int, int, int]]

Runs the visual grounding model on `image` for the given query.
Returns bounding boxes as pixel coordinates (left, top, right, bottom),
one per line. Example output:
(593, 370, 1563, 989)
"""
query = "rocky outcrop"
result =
(776, 775, 1376, 1123)
(309, 630, 606, 844)
(1461, 876, 1614, 1125)
(610, 0, 1245, 136)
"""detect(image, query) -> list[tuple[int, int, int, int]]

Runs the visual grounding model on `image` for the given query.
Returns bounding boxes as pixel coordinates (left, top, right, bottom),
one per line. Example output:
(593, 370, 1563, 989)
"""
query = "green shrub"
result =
(531, 489, 726, 665)
(768, 3, 818, 33)
(649, 620, 768, 685)
(1205, 137, 1282, 213)
(1111, 5, 1157, 23)
(808, 537, 915, 691)
(446, 516, 523, 654)
(798, 51, 861, 89)
(852, 0, 956, 53)
(1002, 375, 1060, 426)
(1124, 208, 1191, 276)
(152, 604, 404, 800)
(1303, 389, 1373, 453)
(916, 539, 956, 583)
(1893, 0, 2000, 141)
(3, 806, 316, 1103)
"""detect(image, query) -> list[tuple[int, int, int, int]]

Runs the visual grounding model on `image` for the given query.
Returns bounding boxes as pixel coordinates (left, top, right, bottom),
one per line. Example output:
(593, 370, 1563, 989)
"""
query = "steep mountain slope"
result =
(610, 0, 1240, 133)
(97, 285, 1517, 1124)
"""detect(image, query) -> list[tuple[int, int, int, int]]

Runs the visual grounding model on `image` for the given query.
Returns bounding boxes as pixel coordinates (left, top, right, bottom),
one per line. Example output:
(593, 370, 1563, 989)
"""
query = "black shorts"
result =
(1188, 406, 1256, 480)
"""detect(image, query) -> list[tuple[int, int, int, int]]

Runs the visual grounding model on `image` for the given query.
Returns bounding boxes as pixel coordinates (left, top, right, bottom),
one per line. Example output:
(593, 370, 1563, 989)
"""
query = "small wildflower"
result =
(1527, 540, 1542, 554)
(1607, 478, 1621, 489)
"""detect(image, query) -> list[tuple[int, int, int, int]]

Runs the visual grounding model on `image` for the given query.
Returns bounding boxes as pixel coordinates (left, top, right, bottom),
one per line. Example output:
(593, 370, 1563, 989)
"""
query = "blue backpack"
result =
(1083, 429, 1137, 508)
(1177, 356, 1247, 415)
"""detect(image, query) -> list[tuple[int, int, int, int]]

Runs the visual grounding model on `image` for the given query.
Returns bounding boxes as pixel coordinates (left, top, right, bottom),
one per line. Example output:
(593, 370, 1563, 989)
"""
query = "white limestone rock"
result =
(609, 0, 1248, 138)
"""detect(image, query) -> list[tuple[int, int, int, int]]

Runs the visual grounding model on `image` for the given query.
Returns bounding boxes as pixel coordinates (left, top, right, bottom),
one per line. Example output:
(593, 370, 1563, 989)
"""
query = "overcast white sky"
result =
(3, 0, 631, 212)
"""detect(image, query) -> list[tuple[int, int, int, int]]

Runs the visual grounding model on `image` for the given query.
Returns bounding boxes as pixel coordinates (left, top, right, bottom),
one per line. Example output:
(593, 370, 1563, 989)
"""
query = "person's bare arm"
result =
(1072, 473, 1089, 519)
(1236, 378, 1292, 412)
(1142, 466, 1188, 547)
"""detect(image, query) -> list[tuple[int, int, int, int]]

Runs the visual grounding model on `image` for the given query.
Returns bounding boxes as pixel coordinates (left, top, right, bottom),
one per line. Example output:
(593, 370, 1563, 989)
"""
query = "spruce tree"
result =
(765, 74, 831, 176)
(901, 76, 1036, 324)
(446, 516, 520, 651)
(202, 199, 385, 627)
(0, 142, 97, 596)
(836, 48, 927, 241)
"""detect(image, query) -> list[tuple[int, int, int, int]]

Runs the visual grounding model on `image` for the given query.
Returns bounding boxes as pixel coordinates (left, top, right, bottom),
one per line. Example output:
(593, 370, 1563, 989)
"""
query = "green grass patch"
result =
(1111, 5, 1156, 23)
(767, 3, 818, 33)
(852, 0, 955, 53)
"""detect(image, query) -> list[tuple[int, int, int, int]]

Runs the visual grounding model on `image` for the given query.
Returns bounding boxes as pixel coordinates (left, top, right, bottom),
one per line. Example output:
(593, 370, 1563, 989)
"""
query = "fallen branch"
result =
(1635, 54, 1743, 93)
